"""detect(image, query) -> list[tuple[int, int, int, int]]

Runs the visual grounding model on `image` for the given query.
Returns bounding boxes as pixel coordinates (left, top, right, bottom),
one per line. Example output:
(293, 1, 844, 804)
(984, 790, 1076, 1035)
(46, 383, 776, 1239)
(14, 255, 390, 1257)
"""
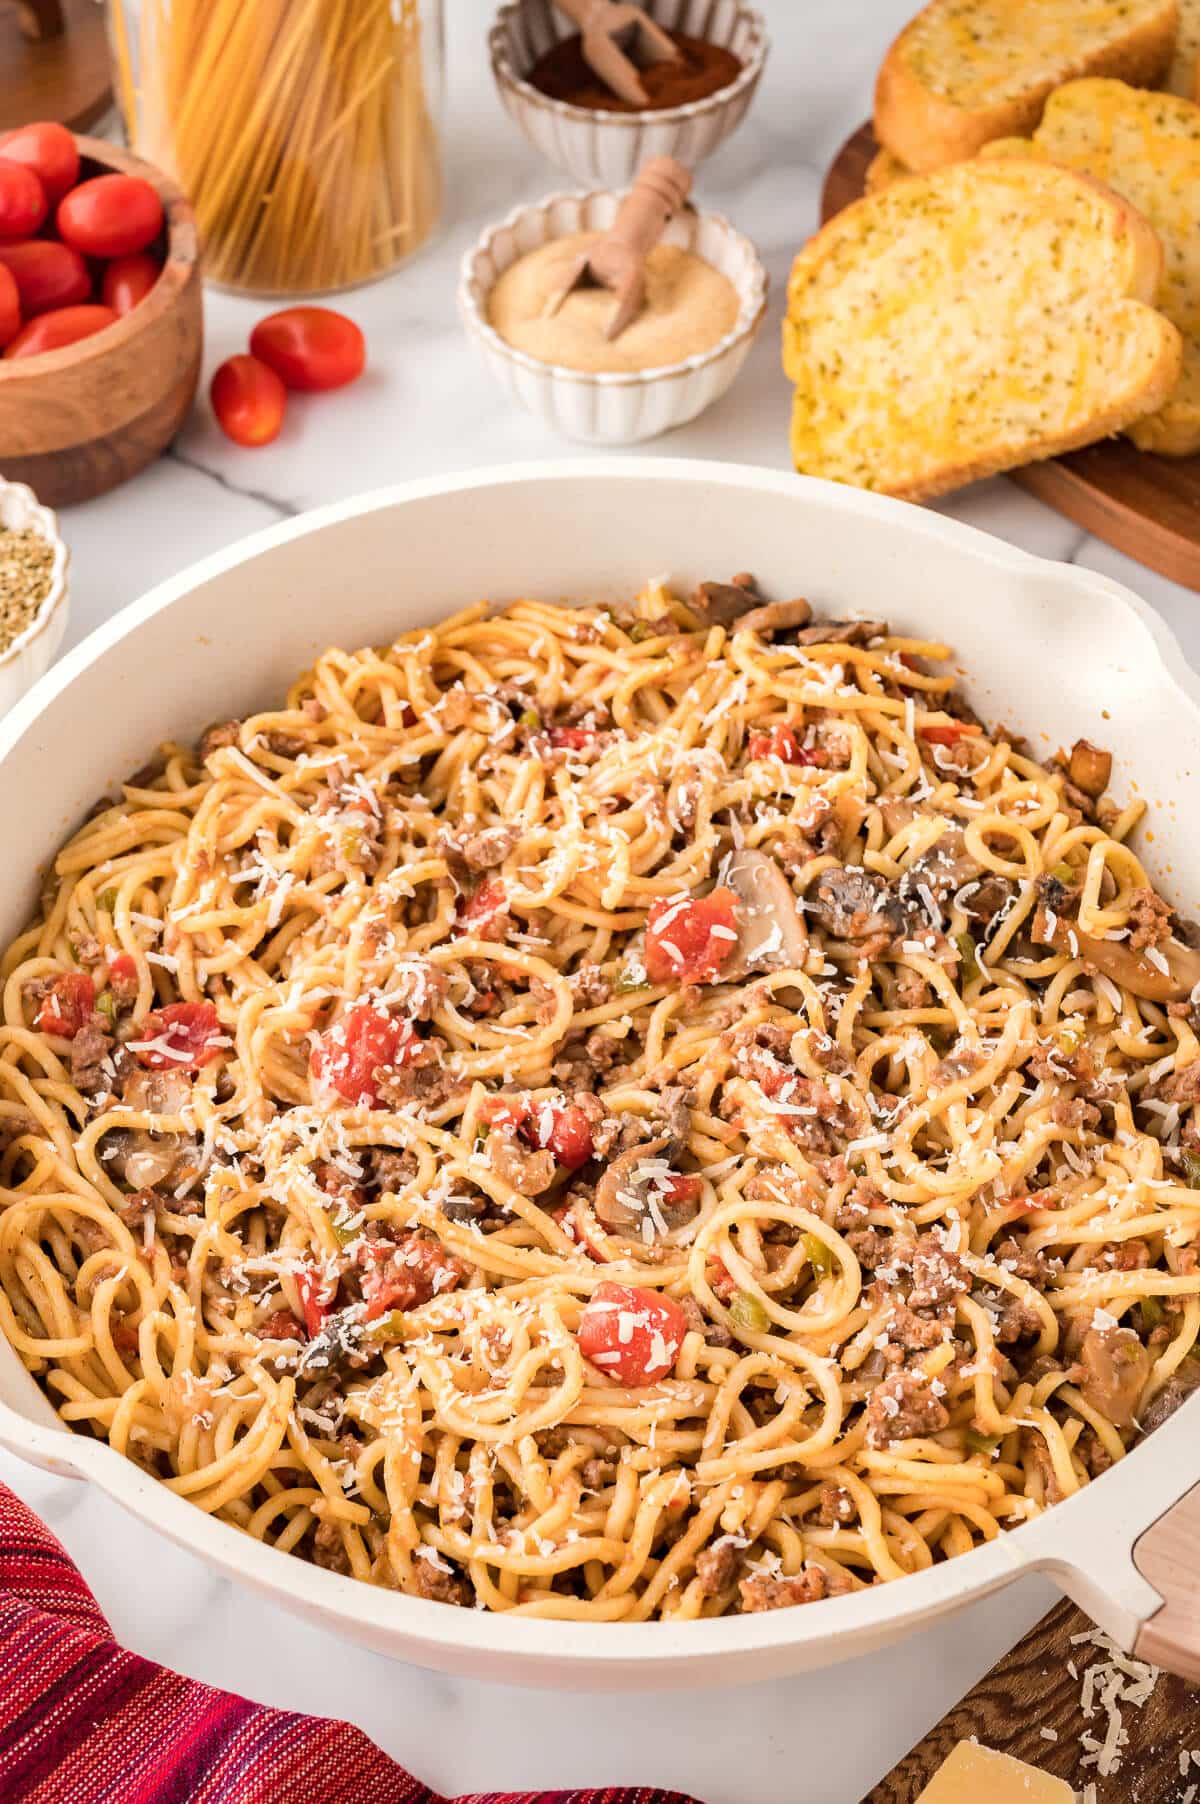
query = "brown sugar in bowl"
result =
(0, 136, 202, 509)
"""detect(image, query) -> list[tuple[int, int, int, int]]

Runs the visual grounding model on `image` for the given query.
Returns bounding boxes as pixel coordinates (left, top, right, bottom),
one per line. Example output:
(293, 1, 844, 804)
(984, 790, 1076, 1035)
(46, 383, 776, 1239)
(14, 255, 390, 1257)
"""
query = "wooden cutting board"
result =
(867, 1597, 1200, 1801)
(820, 123, 1200, 595)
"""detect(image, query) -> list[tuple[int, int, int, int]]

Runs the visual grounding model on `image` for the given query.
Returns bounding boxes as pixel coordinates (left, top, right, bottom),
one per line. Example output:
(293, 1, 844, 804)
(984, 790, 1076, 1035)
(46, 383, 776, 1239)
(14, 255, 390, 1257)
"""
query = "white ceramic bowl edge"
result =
(0, 460, 1198, 1687)
(490, 0, 769, 185)
(459, 191, 768, 443)
(0, 477, 69, 718)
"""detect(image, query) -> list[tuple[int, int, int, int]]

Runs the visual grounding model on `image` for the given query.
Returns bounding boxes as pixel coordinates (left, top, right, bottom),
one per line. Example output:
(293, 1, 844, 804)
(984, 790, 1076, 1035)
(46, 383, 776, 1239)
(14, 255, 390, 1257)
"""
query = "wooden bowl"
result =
(0, 137, 202, 509)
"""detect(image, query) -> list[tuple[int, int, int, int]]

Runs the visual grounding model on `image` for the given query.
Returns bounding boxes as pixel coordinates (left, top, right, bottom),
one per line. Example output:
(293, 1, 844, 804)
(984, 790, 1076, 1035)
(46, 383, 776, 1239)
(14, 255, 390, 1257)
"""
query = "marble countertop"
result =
(3, 2, 1198, 1798)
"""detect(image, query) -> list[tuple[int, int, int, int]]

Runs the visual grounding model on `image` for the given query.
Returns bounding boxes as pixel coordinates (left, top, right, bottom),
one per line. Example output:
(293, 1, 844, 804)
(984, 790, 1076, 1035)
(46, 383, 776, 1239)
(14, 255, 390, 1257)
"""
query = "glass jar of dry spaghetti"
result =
(107, 0, 443, 296)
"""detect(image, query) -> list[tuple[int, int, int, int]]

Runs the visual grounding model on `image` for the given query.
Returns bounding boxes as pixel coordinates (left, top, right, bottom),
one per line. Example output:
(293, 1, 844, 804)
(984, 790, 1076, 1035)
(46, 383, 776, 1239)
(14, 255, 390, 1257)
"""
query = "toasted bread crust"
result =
(784, 159, 1182, 500)
(875, 0, 1179, 171)
(1031, 79, 1200, 454)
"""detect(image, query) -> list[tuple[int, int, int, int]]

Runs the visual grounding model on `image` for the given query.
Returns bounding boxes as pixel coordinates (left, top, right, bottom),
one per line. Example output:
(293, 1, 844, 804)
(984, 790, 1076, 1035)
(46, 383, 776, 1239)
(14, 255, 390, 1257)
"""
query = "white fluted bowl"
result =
(458, 188, 768, 444)
(0, 479, 69, 718)
(490, 0, 768, 186)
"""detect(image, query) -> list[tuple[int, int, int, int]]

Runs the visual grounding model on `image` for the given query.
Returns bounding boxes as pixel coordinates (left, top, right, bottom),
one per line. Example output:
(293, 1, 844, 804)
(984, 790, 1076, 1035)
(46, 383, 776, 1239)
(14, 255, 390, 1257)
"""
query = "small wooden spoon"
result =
(544, 155, 693, 341)
(552, 0, 681, 108)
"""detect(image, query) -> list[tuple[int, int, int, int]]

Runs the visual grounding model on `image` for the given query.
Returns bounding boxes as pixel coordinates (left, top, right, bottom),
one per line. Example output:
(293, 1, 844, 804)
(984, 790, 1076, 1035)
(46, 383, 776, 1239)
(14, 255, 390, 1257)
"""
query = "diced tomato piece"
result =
(132, 1000, 223, 1071)
(111, 1318, 140, 1355)
(541, 1103, 595, 1170)
(707, 1257, 736, 1302)
(483, 1094, 595, 1171)
(34, 971, 95, 1038)
(548, 726, 596, 750)
(664, 1174, 702, 1207)
(258, 1309, 305, 1341)
(480, 1095, 528, 1137)
(103, 951, 139, 1011)
(920, 722, 981, 746)
(310, 1004, 420, 1106)
(747, 724, 826, 766)
(578, 1280, 688, 1386)
(358, 1233, 465, 1320)
(644, 888, 738, 985)
(455, 880, 509, 941)
(295, 1269, 332, 1338)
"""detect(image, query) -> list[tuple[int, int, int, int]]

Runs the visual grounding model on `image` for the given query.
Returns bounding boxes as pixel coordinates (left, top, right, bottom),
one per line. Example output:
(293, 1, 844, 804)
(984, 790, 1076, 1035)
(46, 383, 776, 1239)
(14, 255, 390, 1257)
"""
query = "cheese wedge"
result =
(915, 1740, 1074, 1802)
(875, 0, 1179, 171)
(783, 156, 1182, 500)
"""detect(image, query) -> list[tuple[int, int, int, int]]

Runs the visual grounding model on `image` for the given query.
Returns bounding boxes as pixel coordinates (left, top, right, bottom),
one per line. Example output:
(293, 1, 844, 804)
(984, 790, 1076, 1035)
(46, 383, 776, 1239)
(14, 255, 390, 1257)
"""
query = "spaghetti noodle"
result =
(2, 578, 1200, 1621)
(110, 0, 441, 295)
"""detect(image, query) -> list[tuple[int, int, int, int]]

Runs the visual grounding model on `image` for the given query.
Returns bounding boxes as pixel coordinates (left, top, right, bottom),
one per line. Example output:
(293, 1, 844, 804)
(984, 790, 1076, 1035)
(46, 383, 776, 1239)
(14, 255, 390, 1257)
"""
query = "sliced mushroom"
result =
(1067, 739, 1112, 799)
(1077, 1325, 1152, 1429)
(121, 1067, 193, 1115)
(693, 579, 758, 625)
(721, 849, 808, 978)
(593, 1135, 699, 1234)
(807, 865, 908, 944)
(1046, 912, 1200, 1003)
(738, 597, 814, 637)
(790, 617, 887, 647)
(487, 1135, 556, 1197)
(104, 1128, 193, 1189)
(899, 826, 980, 907)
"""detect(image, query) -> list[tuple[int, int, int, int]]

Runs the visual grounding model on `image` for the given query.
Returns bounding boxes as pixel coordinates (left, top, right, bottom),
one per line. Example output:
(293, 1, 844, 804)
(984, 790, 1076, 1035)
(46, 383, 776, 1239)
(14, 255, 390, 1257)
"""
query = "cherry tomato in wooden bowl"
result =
(0, 265, 19, 350)
(210, 354, 287, 447)
(57, 174, 163, 259)
(100, 251, 160, 318)
(0, 160, 47, 241)
(249, 307, 365, 392)
(0, 240, 90, 316)
(4, 304, 119, 360)
(0, 123, 79, 206)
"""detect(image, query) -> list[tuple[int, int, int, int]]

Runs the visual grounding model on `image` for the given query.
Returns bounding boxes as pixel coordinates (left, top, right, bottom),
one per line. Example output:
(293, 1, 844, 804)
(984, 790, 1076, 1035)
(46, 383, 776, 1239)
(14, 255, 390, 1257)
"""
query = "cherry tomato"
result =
(131, 1000, 224, 1071)
(295, 1269, 333, 1338)
(310, 1004, 421, 1106)
(0, 240, 90, 316)
(210, 354, 286, 448)
(746, 724, 825, 765)
(920, 721, 982, 746)
(0, 159, 46, 241)
(578, 1281, 689, 1386)
(100, 250, 160, 317)
(358, 1233, 465, 1320)
(34, 973, 95, 1038)
(4, 304, 117, 360)
(0, 123, 79, 205)
(57, 173, 163, 258)
(644, 888, 738, 986)
(249, 306, 365, 392)
(0, 265, 18, 351)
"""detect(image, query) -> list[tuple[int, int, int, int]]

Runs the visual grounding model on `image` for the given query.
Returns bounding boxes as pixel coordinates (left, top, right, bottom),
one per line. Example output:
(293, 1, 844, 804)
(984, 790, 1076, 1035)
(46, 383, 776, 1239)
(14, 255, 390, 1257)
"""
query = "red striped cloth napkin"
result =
(0, 1483, 703, 1804)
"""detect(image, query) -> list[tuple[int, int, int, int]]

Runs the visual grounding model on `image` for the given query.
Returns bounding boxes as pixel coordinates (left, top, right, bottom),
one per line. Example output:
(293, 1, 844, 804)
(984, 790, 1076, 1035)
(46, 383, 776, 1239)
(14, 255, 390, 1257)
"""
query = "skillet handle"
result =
(1132, 1481, 1200, 1680)
(1014, 1396, 1200, 1680)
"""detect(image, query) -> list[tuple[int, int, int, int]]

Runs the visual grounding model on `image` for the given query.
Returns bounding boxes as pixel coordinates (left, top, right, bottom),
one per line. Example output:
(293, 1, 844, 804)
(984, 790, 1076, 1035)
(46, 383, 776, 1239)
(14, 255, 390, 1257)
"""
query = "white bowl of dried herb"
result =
(0, 479, 69, 718)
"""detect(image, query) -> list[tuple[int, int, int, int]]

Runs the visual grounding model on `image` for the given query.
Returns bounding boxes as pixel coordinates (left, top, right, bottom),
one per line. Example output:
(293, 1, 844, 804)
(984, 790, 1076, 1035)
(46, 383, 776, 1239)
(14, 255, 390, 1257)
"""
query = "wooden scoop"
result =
(552, 0, 681, 108)
(544, 155, 693, 341)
